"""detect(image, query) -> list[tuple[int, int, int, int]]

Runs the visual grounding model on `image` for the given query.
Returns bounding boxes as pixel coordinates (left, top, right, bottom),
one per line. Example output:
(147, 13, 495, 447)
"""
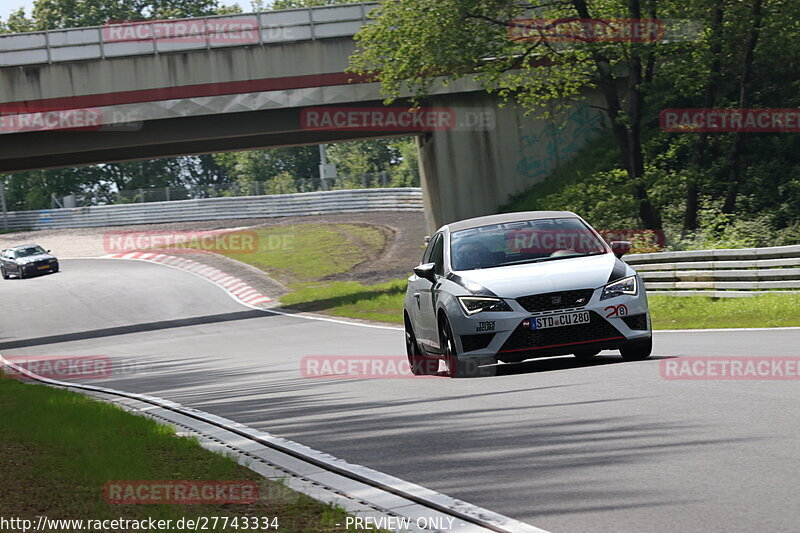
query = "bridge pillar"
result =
(416, 92, 607, 233)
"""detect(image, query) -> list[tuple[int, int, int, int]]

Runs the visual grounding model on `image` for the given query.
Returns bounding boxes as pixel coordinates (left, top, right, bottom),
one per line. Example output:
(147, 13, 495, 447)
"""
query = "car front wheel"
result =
(1, 266, 8, 280)
(620, 337, 653, 360)
(440, 318, 491, 378)
(405, 316, 437, 376)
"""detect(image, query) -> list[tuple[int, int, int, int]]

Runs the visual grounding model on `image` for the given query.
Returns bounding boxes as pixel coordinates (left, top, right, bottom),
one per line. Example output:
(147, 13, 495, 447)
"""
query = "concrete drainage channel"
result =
(0, 356, 548, 533)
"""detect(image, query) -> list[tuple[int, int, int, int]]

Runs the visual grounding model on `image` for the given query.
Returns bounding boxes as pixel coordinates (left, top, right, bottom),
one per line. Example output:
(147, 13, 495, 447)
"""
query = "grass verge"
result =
(0, 228, 30, 235)
(0, 376, 371, 531)
(279, 285, 800, 329)
(210, 222, 404, 322)
(218, 223, 386, 285)
(280, 280, 406, 324)
(649, 293, 800, 329)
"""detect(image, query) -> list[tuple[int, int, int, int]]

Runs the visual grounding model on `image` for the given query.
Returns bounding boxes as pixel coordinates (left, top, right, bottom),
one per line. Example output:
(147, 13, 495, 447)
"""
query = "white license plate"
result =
(531, 311, 590, 330)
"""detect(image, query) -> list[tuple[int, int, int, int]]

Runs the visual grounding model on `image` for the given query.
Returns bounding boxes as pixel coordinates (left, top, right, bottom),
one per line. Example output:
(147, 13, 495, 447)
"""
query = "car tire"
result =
(573, 348, 601, 361)
(620, 337, 653, 360)
(440, 318, 488, 378)
(405, 316, 437, 376)
(1, 266, 8, 280)
(18, 268, 25, 279)
(51, 265, 59, 273)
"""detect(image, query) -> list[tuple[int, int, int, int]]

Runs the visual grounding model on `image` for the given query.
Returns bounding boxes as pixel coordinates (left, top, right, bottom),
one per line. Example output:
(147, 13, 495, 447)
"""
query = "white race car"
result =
(404, 211, 652, 377)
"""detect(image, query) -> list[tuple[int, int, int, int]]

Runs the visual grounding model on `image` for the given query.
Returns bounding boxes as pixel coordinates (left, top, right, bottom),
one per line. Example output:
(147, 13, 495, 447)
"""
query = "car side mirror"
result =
(46, 249, 51, 253)
(610, 241, 632, 258)
(413, 262, 437, 283)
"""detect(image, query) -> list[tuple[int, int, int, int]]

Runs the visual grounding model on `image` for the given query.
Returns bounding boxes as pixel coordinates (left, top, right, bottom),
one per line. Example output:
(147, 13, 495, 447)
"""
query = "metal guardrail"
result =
(625, 245, 800, 297)
(109, 171, 418, 205)
(3, 188, 423, 230)
(0, 2, 377, 67)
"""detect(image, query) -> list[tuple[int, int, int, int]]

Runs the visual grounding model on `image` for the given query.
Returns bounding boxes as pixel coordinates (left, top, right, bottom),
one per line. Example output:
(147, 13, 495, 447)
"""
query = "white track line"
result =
(0, 355, 548, 533)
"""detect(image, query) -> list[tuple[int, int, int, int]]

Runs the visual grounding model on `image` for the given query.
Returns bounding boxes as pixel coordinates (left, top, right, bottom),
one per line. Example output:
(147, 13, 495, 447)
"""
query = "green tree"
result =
(29, 0, 224, 30)
(269, 0, 354, 9)
(0, 8, 36, 32)
(350, 0, 714, 229)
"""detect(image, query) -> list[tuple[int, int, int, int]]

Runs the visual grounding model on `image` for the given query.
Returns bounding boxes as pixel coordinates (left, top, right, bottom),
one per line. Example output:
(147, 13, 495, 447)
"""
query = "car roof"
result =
(443, 211, 581, 232)
(6, 244, 41, 250)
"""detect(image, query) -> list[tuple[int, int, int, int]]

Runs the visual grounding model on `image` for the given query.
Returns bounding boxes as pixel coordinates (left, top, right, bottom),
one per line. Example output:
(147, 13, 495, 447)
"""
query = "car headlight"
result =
(600, 275, 637, 300)
(458, 296, 512, 315)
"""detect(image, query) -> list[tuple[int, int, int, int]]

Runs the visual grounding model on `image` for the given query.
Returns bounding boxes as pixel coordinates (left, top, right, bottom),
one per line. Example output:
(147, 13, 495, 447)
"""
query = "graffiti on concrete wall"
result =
(515, 104, 605, 179)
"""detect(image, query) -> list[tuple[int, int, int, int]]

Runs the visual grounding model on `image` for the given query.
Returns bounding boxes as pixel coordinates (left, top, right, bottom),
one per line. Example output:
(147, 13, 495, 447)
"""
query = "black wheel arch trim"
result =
(445, 273, 498, 297)
(607, 257, 630, 284)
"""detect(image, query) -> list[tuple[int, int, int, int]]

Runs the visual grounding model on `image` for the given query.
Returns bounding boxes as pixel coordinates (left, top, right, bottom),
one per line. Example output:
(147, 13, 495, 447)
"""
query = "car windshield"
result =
(15, 246, 47, 258)
(450, 218, 607, 270)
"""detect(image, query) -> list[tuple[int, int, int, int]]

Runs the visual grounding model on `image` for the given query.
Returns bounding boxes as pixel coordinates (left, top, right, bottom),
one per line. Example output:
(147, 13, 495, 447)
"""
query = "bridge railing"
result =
(625, 245, 800, 297)
(0, 2, 377, 67)
(2, 187, 422, 230)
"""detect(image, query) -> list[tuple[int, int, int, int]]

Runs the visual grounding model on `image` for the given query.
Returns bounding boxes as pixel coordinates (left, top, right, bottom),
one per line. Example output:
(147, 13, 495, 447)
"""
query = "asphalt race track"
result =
(3, 259, 800, 533)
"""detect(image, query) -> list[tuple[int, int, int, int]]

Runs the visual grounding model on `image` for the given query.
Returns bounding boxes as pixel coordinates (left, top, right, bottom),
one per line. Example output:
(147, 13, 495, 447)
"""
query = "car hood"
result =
(453, 253, 622, 299)
(16, 253, 56, 264)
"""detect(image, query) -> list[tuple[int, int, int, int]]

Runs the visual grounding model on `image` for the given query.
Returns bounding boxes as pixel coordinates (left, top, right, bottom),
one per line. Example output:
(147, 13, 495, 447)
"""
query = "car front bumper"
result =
(448, 289, 651, 363)
(21, 262, 58, 274)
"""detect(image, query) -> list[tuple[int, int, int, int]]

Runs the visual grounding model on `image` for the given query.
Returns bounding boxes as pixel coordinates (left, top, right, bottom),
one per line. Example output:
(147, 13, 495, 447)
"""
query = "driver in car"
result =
(454, 241, 493, 270)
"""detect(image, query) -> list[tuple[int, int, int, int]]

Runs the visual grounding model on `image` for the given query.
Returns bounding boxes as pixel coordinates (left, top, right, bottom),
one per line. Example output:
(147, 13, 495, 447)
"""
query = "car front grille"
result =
(461, 333, 495, 352)
(499, 311, 623, 354)
(516, 289, 595, 312)
(622, 314, 648, 330)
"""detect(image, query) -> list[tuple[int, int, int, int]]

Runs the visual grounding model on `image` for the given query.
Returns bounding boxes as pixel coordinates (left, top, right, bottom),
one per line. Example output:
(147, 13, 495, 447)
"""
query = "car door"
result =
(417, 233, 444, 347)
(1, 250, 14, 273)
(9, 250, 21, 274)
(407, 239, 433, 340)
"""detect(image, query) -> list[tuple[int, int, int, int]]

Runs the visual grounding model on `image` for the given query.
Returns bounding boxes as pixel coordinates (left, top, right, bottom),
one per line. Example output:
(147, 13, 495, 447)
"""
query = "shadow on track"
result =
(0, 310, 271, 350)
(488, 354, 676, 378)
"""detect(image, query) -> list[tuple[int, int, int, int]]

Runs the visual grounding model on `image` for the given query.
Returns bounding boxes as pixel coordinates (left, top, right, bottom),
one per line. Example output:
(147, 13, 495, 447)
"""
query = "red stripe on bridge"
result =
(0, 72, 374, 114)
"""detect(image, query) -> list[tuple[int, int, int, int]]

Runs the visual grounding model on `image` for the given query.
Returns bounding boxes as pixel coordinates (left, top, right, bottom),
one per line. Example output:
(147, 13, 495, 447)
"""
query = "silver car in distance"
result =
(403, 211, 652, 378)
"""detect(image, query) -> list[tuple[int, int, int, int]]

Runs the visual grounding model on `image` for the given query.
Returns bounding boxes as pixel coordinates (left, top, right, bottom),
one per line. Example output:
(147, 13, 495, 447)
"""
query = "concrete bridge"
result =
(0, 2, 606, 230)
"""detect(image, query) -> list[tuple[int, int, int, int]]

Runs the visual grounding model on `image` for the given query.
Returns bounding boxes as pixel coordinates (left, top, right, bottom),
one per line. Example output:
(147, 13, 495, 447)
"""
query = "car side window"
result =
(429, 234, 444, 276)
(421, 233, 438, 265)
